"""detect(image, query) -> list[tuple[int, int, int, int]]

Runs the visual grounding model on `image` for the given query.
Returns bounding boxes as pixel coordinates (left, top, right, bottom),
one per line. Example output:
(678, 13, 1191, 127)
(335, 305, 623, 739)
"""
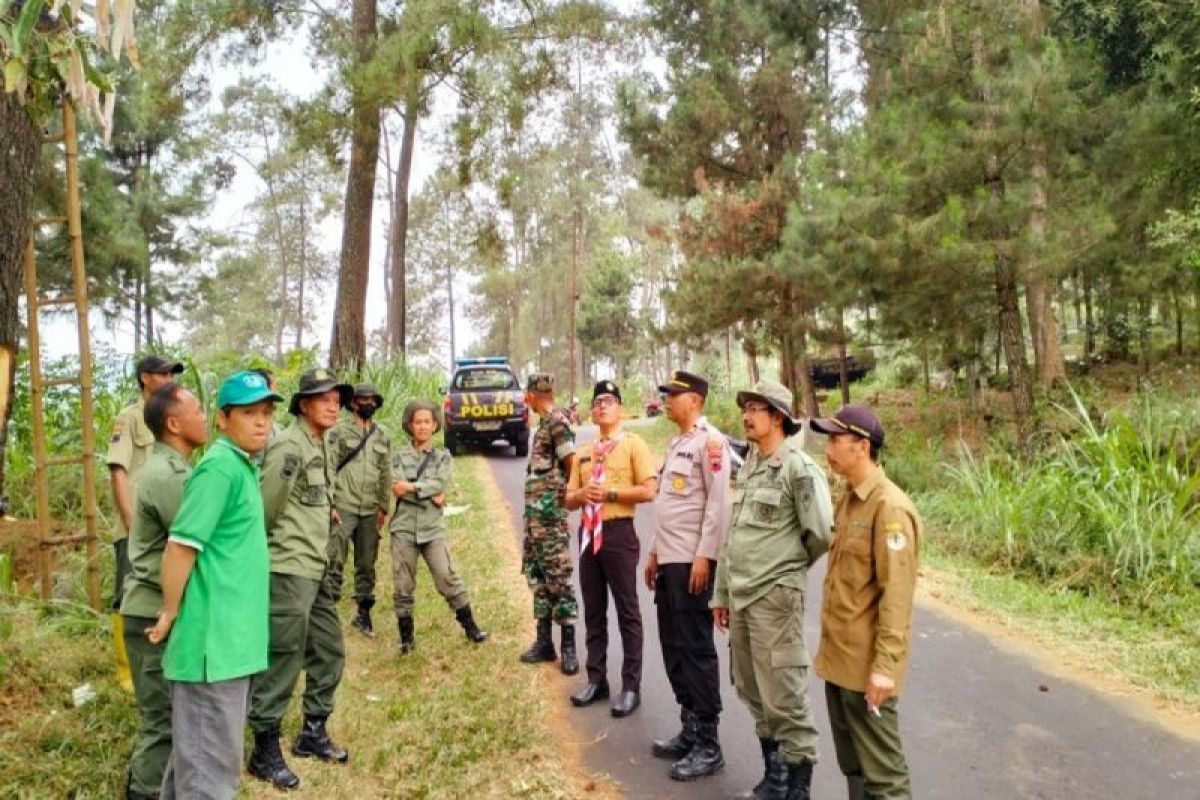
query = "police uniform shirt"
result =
(651, 418, 732, 564)
(815, 467, 922, 696)
(106, 399, 156, 535)
(259, 419, 335, 580)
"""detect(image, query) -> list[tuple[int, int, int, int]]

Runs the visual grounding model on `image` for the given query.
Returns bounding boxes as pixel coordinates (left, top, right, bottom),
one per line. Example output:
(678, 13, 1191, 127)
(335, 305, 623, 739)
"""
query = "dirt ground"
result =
(0, 516, 78, 591)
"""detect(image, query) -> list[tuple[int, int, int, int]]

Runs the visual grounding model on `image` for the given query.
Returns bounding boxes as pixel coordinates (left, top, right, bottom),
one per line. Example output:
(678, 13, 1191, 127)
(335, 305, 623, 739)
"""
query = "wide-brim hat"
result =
(289, 368, 353, 416)
(402, 399, 442, 437)
(352, 382, 385, 408)
(736, 380, 801, 436)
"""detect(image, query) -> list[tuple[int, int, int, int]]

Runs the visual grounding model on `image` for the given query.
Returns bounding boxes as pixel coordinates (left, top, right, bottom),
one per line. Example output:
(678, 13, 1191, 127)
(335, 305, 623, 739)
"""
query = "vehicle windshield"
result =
(454, 368, 516, 390)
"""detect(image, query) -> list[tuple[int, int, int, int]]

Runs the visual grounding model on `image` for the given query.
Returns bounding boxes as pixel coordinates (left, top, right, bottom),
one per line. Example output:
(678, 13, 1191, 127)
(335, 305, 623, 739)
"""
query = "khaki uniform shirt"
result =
(816, 468, 922, 696)
(389, 444, 452, 543)
(712, 439, 833, 612)
(568, 430, 657, 520)
(120, 442, 191, 618)
(651, 418, 731, 564)
(106, 399, 155, 538)
(329, 418, 392, 516)
(259, 420, 335, 581)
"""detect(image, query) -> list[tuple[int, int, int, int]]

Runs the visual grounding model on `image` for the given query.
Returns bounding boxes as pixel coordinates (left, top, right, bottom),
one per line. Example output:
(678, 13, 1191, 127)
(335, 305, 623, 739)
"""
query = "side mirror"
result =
(438, 385, 448, 396)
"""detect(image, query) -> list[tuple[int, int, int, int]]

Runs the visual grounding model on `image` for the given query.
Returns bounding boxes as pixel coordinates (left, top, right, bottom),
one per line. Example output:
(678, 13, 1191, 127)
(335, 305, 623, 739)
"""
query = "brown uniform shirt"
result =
(815, 467, 922, 696)
(106, 399, 155, 538)
(568, 430, 657, 520)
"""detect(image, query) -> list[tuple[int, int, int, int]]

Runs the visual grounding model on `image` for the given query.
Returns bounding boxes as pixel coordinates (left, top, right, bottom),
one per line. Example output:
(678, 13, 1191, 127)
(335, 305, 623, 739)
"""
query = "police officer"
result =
(119, 383, 208, 800)
(328, 383, 392, 637)
(248, 368, 353, 791)
(712, 380, 833, 800)
(518, 373, 579, 675)
(811, 407, 921, 800)
(644, 370, 731, 781)
(107, 354, 184, 689)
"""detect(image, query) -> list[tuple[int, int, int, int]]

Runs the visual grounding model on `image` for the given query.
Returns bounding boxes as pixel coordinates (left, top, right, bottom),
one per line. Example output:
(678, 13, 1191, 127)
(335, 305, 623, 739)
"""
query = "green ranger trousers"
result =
(248, 572, 346, 733)
(390, 534, 469, 619)
(327, 511, 381, 602)
(729, 584, 819, 765)
(123, 614, 171, 796)
(825, 681, 912, 799)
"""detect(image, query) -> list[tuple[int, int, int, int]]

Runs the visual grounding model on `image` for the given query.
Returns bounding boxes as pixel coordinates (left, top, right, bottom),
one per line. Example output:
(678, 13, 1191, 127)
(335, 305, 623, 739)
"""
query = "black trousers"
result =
(579, 517, 643, 692)
(655, 562, 722, 721)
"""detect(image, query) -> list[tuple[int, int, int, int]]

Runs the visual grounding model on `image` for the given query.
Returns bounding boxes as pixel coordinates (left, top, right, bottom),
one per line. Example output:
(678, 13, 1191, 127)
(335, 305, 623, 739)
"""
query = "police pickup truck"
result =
(441, 357, 530, 457)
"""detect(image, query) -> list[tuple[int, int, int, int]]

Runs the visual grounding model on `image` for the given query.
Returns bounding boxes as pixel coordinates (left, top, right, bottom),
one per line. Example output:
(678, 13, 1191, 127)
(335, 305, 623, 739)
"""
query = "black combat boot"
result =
(519, 617, 556, 663)
(398, 616, 415, 654)
(669, 717, 724, 781)
(292, 714, 349, 764)
(559, 623, 579, 675)
(351, 597, 375, 638)
(847, 776, 868, 800)
(248, 728, 300, 790)
(652, 708, 697, 760)
(783, 760, 814, 800)
(735, 738, 787, 799)
(123, 768, 158, 800)
(456, 605, 488, 643)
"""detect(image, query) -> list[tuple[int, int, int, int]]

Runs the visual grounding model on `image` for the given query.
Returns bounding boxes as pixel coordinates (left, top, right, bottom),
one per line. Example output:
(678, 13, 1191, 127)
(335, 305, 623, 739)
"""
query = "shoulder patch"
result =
(281, 452, 301, 480)
(886, 531, 908, 552)
(797, 475, 814, 509)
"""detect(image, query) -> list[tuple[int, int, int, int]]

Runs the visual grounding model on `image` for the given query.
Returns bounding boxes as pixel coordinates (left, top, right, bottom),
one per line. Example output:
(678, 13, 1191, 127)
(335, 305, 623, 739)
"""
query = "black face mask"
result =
(355, 404, 377, 420)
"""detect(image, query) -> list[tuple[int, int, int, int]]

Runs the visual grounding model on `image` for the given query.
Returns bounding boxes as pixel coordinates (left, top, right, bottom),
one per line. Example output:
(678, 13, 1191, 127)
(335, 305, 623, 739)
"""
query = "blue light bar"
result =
(455, 357, 509, 367)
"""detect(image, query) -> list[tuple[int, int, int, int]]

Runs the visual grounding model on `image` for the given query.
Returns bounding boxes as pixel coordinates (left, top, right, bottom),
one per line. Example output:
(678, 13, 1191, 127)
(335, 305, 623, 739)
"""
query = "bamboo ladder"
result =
(22, 99, 102, 610)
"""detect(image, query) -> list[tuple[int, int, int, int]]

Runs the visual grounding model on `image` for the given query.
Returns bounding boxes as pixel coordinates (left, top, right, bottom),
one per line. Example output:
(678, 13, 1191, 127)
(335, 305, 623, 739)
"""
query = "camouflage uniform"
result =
(523, 404, 578, 623)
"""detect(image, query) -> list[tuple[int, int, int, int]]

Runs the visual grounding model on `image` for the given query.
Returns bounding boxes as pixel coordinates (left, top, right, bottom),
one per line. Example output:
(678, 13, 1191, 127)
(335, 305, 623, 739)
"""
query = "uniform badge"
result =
(281, 452, 301, 480)
(110, 433, 122, 443)
(673, 475, 686, 491)
(797, 476, 814, 509)
(886, 531, 908, 551)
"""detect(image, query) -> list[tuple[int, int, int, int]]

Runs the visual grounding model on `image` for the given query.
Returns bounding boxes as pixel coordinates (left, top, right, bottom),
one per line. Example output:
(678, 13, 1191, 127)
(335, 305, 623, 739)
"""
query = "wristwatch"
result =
(606, 489, 618, 503)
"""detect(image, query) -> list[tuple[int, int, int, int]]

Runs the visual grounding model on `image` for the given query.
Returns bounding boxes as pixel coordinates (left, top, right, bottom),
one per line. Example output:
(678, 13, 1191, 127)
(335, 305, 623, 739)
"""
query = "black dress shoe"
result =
(610, 689, 641, 718)
(570, 681, 610, 707)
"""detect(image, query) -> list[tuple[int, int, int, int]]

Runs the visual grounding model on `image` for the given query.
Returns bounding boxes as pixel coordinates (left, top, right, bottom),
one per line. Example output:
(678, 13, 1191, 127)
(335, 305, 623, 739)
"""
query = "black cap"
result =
(136, 355, 184, 376)
(591, 379, 622, 404)
(352, 382, 384, 408)
(658, 370, 709, 398)
(289, 368, 353, 416)
(810, 405, 885, 447)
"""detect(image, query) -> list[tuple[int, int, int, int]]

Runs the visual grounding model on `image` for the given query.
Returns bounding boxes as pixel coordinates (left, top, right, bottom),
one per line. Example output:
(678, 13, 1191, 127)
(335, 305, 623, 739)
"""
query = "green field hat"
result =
(402, 399, 442, 437)
(217, 370, 284, 409)
(526, 373, 555, 393)
(353, 382, 385, 408)
(289, 368, 353, 416)
(736, 379, 801, 436)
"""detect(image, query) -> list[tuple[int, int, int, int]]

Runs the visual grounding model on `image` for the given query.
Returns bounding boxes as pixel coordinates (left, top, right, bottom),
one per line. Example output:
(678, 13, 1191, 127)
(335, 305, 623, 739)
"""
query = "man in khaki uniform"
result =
(248, 368, 352, 791)
(119, 383, 208, 800)
(712, 380, 832, 800)
(328, 383, 392, 637)
(811, 406, 921, 800)
(107, 354, 184, 689)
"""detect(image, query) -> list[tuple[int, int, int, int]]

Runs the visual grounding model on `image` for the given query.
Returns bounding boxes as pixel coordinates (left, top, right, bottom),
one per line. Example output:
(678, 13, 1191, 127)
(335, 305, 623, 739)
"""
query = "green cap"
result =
(217, 370, 284, 409)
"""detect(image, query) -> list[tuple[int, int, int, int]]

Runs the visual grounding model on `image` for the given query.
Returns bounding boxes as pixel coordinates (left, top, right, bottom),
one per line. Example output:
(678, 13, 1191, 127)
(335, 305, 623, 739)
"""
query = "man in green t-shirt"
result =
(147, 370, 281, 800)
(119, 383, 208, 800)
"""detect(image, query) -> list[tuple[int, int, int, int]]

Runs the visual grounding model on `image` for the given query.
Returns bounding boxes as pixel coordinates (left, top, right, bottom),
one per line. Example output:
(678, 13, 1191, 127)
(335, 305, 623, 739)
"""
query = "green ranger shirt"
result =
(329, 417, 392, 516)
(389, 444, 452, 544)
(259, 420, 335, 580)
(106, 399, 156, 538)
(120, 442, 191, 619)
(712, 438, 834, 612)
(163, 437, 270, 683)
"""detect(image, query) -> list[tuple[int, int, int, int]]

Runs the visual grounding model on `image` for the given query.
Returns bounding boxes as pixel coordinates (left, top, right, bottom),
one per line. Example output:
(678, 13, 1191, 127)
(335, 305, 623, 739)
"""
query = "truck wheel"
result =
(445, 431, 459, 456)
(513, 429, 529, 458)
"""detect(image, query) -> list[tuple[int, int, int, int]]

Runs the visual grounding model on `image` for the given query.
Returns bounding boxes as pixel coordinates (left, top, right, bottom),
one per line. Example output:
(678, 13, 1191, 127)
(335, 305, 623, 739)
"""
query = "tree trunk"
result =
(446, 260, 456, 366)
(836, 308, 850, 406)
(134, 273, 143, 351)
(1083, 268, 1095, 360)
(0, 92, 40, 503)
(742, 333, 760, 384)
(387, 91, 419, 359)
(794, 326, 819, 418)
(296, 188, 308, 352)
(330, 0, 380, 370)
(1173, 289, 1184, 356)
(1027, 141, 1066, 388)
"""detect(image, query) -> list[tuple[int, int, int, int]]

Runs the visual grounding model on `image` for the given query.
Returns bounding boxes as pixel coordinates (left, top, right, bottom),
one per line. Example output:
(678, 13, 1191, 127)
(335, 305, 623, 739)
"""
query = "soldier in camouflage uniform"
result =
(327, 383, 392, 638)
(518, 373, 579, 675)
(247, 369, 353, 791)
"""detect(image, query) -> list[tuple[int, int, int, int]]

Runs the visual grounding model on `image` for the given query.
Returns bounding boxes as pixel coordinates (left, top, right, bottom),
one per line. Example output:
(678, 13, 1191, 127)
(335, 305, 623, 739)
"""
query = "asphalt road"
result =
(481, 427, 1200, 800)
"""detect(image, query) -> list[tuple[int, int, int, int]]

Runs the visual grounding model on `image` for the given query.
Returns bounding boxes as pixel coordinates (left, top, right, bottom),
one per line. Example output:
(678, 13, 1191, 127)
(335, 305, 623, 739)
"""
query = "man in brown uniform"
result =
(566, 380, 657, 717)
(811, 406, 921, 800)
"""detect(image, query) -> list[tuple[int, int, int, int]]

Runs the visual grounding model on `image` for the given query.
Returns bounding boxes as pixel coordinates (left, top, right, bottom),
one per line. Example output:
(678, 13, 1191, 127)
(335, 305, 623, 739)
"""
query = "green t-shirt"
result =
(120, 442, 191, 619)
(163, 437, 270, 683)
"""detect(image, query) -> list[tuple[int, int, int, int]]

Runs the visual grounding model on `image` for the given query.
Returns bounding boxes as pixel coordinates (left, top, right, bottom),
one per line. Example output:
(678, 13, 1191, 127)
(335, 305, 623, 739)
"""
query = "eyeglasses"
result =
(742, 402, 771, 414)
(591, 397, 618, 409)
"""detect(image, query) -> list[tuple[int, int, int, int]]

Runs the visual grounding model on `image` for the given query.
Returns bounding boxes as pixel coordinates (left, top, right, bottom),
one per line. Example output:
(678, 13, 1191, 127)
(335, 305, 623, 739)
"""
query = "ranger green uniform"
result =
(328, 388, 392, 612)
(713, 381, 833, 793)
(119, 442, 190, 798)
(247, 369, 352, 790)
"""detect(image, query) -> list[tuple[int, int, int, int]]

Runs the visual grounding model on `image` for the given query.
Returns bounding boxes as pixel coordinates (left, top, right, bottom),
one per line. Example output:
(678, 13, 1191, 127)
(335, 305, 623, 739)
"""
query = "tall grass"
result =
(925, 389, 1200, 624)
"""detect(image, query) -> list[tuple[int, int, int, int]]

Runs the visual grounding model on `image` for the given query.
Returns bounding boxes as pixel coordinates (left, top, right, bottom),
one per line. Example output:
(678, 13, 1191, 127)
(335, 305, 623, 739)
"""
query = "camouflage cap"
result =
(526, 372, 555, 393)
